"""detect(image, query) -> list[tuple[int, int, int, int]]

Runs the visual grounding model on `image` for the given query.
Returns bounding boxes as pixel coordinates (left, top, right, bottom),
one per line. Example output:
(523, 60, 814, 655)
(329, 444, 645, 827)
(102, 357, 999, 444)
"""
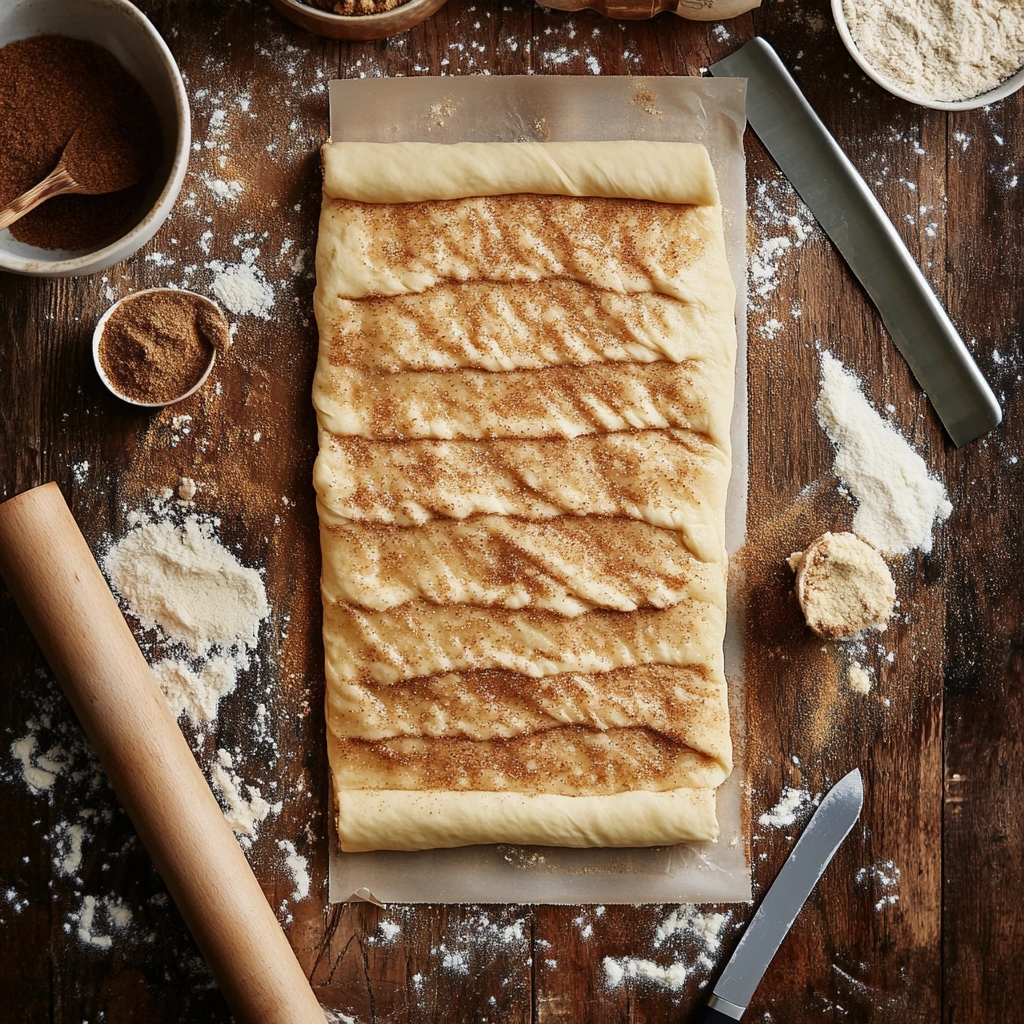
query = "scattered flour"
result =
(104, 511, 270, 741)
(816, 352, 952, 554)
(604, 904, 731, 991)
(278, 840, 311, 900)
(208, 259, 275, 319)
(654, 906, 728, 952)
(78, 895, 112, 949)
(104, 516, 269, 656)
(178, 476, 197, 502)
(750, 235, 794, 300)
(856, 859, 901, 910)
(211, 748, 280, 838)
(441, 949, 469, 974)
(151, 657, 240, 726)
(76, 894, 131, 949)
(603, 956, 688, 990)
(11, 732, 65, 792)
(848, 661, 873, 694)
(3, 887, 29, 914)
(748, 179, 817, 310)
(378, 919, 401, 941)
(58, 821, 88, 876)
(759, 786, 813, 828)
(204, 177, 244, 203)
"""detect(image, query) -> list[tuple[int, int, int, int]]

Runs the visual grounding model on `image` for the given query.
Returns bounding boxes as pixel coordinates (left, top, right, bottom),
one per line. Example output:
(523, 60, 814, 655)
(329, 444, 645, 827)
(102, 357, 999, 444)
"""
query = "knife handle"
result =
(695, 1006, 741, 1023)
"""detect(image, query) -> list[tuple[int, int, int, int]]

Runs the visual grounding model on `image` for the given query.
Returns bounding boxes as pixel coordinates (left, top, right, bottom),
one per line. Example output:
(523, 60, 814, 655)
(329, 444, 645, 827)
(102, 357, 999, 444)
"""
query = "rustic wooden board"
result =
(1, 0, 1021, 1021)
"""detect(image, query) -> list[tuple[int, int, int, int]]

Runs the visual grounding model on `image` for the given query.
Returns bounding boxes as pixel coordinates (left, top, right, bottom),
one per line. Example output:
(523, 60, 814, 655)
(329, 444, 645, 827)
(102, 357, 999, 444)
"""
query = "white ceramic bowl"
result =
(93, 289, 220, 407)
(833, 0, 1024, 111)
(0, 0, 190, 277)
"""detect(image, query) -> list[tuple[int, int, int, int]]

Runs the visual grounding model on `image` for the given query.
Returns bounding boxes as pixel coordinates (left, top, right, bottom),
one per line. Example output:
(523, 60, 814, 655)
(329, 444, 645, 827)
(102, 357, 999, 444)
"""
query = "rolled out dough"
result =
(313, 141, 737, 852)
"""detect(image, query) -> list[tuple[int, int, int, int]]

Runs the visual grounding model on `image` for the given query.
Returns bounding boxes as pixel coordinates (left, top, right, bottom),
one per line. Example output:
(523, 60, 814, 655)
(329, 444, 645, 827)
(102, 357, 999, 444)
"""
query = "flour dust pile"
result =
(104, 512, 270, 728)
(816, 352, 952, 554)
(603, 905, 731, 992)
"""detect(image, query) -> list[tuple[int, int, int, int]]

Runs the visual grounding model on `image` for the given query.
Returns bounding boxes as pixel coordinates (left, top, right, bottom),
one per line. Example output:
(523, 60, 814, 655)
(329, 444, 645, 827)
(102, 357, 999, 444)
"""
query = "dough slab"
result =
(314, 141, 737, 852)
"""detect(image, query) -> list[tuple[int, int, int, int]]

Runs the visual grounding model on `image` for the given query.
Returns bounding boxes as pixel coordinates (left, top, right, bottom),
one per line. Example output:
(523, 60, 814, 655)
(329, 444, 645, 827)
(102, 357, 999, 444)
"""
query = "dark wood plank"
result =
(941, 94, 1024, 1024)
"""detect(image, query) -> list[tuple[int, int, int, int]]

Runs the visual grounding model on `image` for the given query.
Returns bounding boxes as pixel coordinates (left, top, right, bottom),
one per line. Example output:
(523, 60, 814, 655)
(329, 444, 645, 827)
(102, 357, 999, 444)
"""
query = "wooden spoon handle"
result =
(0, 483, 326, 1024)
(0, 166, 79, 232)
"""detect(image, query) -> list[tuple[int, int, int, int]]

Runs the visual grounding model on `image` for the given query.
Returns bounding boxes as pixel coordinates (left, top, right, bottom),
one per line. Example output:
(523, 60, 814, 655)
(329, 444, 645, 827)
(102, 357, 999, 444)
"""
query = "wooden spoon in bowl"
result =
(0, 121, 147, 233)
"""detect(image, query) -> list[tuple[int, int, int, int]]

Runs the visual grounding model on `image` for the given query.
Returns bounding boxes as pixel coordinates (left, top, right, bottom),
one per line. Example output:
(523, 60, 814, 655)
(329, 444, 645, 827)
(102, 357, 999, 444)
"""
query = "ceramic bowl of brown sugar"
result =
(0, 0, 190, 277)
(93, 289, 231, 408)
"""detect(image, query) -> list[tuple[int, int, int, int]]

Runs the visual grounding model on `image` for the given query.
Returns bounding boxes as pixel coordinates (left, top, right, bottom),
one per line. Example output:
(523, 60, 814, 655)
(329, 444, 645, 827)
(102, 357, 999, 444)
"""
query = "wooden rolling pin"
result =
(0, 483, 325, 1024)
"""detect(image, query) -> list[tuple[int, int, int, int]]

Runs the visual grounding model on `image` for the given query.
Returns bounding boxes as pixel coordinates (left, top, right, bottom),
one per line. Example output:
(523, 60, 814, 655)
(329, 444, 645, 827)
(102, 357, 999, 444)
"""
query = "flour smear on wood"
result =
(815, 352, 952, 555)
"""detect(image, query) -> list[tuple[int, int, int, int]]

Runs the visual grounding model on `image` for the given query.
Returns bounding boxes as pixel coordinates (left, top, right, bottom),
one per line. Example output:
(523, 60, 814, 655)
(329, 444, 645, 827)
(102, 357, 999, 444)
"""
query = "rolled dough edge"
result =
(335, 786, 719, 852)
(321, 141, 720, 206)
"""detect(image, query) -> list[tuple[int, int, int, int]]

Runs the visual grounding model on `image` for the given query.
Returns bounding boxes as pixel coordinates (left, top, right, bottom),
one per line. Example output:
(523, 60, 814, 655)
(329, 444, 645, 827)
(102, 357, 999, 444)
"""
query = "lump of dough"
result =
(787, 532, 895, 639)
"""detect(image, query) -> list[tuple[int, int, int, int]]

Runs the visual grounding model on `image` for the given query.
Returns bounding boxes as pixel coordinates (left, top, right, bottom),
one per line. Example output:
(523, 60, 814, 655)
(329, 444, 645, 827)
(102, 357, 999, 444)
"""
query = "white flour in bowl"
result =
(843, 0, 1024, 102)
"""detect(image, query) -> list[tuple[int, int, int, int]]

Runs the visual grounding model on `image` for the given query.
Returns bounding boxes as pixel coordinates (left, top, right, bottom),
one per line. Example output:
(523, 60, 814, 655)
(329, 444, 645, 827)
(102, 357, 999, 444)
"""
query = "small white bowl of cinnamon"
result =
(93, 289, 231, 408)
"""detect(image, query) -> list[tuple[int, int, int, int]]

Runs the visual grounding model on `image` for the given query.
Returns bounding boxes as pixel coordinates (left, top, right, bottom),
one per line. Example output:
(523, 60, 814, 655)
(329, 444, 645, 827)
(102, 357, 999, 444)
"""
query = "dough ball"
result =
(787, 532, 895, 640)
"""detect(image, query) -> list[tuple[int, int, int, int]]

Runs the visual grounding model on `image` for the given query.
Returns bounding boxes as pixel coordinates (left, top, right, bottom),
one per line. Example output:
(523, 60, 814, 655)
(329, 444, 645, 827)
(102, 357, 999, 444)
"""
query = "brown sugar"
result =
(0, 35, 163, 251)
(302, 0, 408, 13)
(98, 291, 231, 405)
(61, 116, 150, 195)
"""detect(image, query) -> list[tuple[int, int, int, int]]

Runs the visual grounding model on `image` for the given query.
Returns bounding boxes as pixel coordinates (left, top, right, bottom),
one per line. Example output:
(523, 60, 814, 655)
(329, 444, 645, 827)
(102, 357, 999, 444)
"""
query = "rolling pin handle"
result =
(0, 483, 325, 1024)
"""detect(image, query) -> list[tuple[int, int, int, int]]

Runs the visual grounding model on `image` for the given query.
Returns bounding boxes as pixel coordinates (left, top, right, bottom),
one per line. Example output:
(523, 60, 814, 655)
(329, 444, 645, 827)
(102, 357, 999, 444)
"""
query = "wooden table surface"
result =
(2, 1, 1021, 1021)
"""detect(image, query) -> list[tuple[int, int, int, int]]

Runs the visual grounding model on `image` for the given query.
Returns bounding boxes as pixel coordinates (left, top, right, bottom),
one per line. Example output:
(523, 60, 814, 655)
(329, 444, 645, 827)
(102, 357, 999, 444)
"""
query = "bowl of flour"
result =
(833, 0, 1024, 109)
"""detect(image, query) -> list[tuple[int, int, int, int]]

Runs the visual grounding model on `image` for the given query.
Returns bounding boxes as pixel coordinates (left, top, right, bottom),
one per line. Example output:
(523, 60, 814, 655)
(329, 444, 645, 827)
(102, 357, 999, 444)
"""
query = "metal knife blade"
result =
(710, 38, 1001, 447)
(703, 768, 864, 1021)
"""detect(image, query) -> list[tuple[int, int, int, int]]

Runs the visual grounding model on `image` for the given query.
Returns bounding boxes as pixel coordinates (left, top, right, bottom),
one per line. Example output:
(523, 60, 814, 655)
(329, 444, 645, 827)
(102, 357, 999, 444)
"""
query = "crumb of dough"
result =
(788, 531, 895, 639)
(848, 661, 872, 694)
(178, 476, 197, 502)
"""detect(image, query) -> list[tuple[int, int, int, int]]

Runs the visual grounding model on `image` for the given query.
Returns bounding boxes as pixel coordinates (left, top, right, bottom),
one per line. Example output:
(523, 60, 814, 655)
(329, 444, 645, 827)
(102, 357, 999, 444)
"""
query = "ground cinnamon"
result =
(0, 36, 163, 251)
(98, 291, 231, 406)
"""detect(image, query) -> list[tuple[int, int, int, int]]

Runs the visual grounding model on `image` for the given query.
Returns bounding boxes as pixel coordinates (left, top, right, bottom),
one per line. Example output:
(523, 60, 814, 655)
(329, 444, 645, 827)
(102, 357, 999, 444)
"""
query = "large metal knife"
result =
(699, 768, 864, 1022)
(710, 38, 1001, 448)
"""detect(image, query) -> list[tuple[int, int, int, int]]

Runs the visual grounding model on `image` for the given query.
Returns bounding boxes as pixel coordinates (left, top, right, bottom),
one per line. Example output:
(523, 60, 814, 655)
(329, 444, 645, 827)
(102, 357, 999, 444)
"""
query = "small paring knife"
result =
(698, 768, 864, 1022)
(710, 38, 1001, 448)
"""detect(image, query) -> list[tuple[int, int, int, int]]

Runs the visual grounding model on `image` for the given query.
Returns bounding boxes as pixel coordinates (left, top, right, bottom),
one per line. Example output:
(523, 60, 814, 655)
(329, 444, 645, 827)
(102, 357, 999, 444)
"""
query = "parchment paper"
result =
(325, 75, 749, 904)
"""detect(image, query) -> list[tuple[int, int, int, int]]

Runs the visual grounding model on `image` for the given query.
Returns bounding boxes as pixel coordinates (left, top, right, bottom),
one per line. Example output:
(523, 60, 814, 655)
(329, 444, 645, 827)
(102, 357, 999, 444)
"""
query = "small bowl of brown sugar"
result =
(94, 289, 231, 408)
(268, 0, 448, 41)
